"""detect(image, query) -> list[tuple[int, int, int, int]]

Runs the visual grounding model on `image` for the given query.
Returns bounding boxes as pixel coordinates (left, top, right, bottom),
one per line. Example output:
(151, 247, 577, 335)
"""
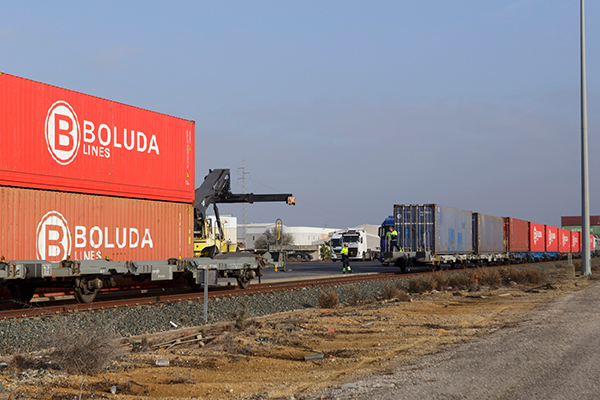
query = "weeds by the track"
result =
(405, 266, 546, 294)
(319, 290, 339, 309)
(46, 320, 122, 375)
(381, 284, 410, 302)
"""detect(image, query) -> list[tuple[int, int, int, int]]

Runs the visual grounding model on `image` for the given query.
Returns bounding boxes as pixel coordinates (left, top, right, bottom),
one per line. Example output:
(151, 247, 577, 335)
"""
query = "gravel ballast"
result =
(0, 276, 411, 354)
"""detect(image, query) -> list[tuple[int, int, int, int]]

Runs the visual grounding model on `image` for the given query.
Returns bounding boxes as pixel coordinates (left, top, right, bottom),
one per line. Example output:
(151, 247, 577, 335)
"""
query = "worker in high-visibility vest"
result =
(341, 243, 352, 274)
(386, 226, 399, 251)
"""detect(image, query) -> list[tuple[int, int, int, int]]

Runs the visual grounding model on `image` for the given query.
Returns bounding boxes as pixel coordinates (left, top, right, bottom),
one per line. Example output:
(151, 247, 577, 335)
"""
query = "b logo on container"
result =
(45, 101, 81, 165)
(36, 211, 72, 262)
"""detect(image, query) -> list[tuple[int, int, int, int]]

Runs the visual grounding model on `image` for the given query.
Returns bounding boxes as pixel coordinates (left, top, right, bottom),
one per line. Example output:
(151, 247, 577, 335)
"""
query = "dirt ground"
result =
(0, 264, 595, 400)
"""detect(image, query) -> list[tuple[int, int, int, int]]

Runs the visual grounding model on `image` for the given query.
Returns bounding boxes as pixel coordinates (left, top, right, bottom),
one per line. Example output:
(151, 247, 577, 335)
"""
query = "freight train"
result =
(0, 73, 294, 304)
(380, 204, 594, 272)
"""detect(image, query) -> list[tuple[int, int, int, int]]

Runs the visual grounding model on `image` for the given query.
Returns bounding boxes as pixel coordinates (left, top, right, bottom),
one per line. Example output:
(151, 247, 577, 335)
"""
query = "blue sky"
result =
(2, 1, 599, 229)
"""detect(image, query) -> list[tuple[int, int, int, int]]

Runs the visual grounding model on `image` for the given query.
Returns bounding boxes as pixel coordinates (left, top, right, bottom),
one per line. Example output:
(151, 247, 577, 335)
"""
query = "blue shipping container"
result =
(472, 213, 505, 253)
(394, 204, 473, 254)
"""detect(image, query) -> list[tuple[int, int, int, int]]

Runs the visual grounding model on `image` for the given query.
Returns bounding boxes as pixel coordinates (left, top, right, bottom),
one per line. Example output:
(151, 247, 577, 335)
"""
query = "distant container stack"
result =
(0, 73, 196, 261)
(561, 215, 600, 235)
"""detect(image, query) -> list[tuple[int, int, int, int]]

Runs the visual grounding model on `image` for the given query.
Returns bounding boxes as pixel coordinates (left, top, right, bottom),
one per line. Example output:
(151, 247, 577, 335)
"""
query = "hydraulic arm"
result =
(194, 169, 295, 255)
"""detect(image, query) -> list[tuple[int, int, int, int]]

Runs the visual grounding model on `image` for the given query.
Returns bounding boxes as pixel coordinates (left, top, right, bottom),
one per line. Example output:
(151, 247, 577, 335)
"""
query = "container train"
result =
(379, 204, 594, 272)
(0, 73, 294, 304)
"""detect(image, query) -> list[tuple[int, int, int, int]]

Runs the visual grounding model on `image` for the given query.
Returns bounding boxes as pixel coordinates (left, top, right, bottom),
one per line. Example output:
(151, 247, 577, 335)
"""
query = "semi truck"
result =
(330, 229, 379, 261)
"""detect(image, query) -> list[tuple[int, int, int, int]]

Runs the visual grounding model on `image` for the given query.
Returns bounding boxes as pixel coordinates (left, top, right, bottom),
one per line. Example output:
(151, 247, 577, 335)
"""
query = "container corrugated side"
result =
(394, 204, 472, 254)
(545, 226, 559, 252)
(0, 73, 195, 203)
(505, 218, 529, 252)
(472, 213, 504, 253)
(529, 222, 545, 252)
(434, 205, 472, 253)
(0, 186, 194, 262)
(394, 204, 434, 253)
(559, 229, 571, 253)
(571, 231, 581, 252)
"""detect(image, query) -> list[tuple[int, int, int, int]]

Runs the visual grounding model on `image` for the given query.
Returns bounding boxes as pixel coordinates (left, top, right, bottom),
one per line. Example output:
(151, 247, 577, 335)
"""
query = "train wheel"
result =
(187, 277, 201, 291)
(73, 278, 102, 304)
(74, 287, 98, 304)
(237, 276, 251, 289)
(7, 282, 36, 304)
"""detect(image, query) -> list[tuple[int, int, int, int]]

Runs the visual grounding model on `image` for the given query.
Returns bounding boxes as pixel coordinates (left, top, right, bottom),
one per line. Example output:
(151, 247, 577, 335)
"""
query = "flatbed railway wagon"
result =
(0, 73, 291, 304)
(384, 204, 506, 271)
(381, 204, 594, 272)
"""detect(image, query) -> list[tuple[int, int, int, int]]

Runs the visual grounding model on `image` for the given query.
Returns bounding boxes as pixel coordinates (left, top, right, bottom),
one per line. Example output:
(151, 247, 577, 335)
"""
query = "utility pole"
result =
(581, 0, 591, 275)
(238, 161, 250, 248)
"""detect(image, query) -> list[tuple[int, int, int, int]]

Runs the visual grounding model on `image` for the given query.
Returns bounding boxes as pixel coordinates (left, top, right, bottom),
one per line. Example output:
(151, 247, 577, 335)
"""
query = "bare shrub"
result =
(319, 290, 339, 308)
(234, 302, 249, 330)
(381, 284, 402, 300)
(48, 320, 122, 375)
(347, 285, 360, 306)
(589, 273, 600, 281)
(12, 352, 37, 369)
(499, 267, 543, 285)
(395, 290, 410, 302)
(478, 268, 502, 287)
(407, 277, 425, 294)
(407, 276, 437, 293)
(447, 272, 475, 290)
(524, 268, 543, 284)
(431, 272, 448, 291)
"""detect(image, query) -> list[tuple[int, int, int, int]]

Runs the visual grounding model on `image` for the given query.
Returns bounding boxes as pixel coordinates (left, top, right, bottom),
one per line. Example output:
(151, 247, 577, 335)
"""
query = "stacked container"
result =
(0, 73, 196, 262)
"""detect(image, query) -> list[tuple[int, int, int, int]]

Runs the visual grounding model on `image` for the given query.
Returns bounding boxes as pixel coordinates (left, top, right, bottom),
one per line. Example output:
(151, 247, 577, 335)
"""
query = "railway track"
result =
(0, 271, 402, 320)
(0, 260, 573, 320)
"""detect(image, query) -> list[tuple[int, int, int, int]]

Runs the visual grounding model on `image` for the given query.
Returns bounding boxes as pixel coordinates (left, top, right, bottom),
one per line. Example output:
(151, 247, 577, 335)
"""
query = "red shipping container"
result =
(558, 229, 571, 253)
(561, 215, 600, 227)
(504, 217, 529, 252)
(529, 222, 545, 252)
(0, 186, 193, 262)
(0, 73, 195, 203)
(571, 231, 581, 252)
(545, 225, 559, 252)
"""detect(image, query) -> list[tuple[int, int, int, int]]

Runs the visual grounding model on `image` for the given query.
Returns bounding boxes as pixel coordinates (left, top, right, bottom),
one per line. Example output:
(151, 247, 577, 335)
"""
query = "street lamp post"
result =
(581, 0, 591, 276)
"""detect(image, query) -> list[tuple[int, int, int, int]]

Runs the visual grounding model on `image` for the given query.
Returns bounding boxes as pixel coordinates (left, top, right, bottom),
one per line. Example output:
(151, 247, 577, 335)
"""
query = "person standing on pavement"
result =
(341, 243, 352, 274)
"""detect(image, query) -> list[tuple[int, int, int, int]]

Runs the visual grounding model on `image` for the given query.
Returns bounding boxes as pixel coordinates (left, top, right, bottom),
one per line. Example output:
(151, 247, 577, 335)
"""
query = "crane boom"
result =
(193, 169, 294, 256)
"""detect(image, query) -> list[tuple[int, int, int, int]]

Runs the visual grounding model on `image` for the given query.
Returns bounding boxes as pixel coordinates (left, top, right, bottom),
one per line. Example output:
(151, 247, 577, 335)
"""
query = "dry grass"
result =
(381, 284, 410, 302)
(319, 290, 339, 308)
(405, 266, 546, 294)
(47, 321, 122, 375)
(447, 272, 476, 290)
(499, 267, 543, 285)
(589, 273, 600, 281)
(234, 302, 249, 330)
(347, 285, 360, 306)
(477, 268, 502, 287)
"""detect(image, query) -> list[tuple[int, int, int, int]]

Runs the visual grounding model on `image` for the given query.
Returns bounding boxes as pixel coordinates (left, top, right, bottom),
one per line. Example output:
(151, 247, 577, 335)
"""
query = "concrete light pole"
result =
(581, 0, 591, 276)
